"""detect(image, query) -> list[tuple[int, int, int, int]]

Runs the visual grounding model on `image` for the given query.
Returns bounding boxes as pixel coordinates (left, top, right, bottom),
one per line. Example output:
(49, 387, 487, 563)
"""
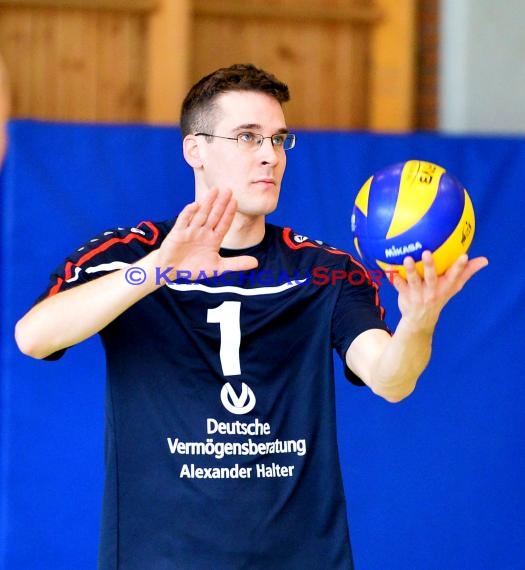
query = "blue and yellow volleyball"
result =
(351, 160, 475, 278)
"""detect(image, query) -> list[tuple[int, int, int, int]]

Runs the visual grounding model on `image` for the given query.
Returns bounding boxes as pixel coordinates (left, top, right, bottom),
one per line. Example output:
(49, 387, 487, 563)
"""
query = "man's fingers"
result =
(206, 189, 235, 231)
(449, 255, 489, 287)
(390, 273, 407, 295)
(174, 201, 200, 229)
(213, 193, 237, 237)
(387, 264, 407, 293)
(189, 187, 222, 228)
(403, 256, 422, 291)
(448, 252, 468, 274)
(421, 250, 438, 288)
(174, 188, 235, 234)
(467, 256, 489, 276)
(220, 255, 259, 274)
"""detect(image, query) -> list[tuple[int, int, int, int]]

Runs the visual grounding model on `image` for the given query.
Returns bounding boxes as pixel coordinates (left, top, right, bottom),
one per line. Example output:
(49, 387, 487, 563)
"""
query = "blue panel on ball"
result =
(366, 162, 404, 238)
(357, 237, 389, 270)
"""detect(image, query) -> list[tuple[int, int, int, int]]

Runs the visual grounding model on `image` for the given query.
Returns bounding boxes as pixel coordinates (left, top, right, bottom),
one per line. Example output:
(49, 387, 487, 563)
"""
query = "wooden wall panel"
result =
(191, 0, 379, 129)
(0, 5, 147, 121)
(369, 0, 416, 130)
(55, 11, 96, 118)
(0, 0, 420, 130)
(0, 8, 32, 115)
(95, 11, 146, 120)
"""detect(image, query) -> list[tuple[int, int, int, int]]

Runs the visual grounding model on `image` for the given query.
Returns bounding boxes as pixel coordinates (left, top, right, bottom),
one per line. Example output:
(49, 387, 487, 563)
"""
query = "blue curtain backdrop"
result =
(1, 120, 524, 570)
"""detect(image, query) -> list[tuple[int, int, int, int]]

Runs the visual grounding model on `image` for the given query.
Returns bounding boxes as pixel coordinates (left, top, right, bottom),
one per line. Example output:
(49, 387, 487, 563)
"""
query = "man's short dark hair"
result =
(180, 63, 290, 137)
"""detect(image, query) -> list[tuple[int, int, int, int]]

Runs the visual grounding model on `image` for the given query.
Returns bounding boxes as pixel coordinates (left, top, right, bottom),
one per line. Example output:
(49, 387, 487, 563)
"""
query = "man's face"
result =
(197, 90, 288, 218)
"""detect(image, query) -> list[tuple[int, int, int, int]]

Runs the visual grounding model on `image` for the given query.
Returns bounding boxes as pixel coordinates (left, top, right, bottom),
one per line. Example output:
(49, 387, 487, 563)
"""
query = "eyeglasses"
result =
(194, 131, 296, 151)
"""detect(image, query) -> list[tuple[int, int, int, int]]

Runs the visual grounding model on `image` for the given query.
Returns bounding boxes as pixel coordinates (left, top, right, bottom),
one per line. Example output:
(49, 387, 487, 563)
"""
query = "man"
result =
(15, 64, 488, 569)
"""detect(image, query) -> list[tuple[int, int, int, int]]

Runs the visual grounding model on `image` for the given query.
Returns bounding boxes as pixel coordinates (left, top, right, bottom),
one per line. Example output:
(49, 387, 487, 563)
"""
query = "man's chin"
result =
(237, 196, 280, 218)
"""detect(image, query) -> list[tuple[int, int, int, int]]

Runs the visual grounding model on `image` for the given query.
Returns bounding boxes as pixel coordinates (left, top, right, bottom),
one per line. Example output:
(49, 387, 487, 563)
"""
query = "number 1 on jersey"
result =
(207, 301, 241, 376)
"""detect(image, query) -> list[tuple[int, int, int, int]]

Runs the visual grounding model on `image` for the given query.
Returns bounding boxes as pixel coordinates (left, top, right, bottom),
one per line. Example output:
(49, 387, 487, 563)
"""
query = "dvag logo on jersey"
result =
(221, 382, 256, 415)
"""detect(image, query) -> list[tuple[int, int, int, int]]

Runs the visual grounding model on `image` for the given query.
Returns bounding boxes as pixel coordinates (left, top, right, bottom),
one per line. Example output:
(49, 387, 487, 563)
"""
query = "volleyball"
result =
(351, 160, 475, 278)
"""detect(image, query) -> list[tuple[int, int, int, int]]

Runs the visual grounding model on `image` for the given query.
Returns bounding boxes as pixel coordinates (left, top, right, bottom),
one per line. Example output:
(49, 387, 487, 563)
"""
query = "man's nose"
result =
(257, 137, 280, 165)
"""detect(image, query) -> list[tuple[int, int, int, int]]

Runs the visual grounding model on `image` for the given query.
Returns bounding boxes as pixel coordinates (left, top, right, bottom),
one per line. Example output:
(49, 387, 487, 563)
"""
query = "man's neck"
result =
(221, 213, 266, 250)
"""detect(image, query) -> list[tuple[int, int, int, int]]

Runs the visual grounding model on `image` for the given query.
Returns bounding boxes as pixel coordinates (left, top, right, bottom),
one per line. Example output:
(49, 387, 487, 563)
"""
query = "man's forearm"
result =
(15, 250, 162, 360)
(368, 319, 433, 403)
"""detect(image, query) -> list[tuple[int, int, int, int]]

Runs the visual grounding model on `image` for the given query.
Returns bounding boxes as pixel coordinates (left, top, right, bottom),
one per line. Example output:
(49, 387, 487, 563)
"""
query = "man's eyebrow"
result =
(233, 123, 289, 134)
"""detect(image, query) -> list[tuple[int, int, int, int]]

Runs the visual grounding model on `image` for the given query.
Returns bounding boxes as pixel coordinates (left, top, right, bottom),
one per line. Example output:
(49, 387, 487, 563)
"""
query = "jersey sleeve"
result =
(33, 220, 166, 360)
(37, 221, 163, 301)
(331, 255, 391, 386)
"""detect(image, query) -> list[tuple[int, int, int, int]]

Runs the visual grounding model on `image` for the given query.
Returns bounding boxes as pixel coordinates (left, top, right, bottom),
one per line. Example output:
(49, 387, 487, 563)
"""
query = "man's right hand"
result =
(156, 187, 258, 283)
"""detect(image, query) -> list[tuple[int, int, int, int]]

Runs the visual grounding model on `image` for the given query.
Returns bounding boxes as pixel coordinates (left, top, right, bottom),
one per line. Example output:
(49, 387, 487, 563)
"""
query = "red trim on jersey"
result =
(46, 221, 160, 298)
(282, 227, 373, 277)
(282, 227, 384, 315)
(282, 227, 350, 256)
(48, 277, 64, 297)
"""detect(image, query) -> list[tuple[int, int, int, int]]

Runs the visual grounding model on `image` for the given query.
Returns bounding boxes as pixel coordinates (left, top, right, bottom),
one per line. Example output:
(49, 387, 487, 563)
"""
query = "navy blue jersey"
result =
(40, 221, 389, 570)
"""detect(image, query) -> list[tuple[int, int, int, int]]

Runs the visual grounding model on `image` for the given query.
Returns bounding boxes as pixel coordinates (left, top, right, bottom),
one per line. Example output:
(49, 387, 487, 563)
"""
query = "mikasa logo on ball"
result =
(384, 241, 423, 259)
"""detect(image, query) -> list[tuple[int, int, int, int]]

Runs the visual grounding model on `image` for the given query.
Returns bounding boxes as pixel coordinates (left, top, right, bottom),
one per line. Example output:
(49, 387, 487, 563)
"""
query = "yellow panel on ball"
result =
(386, 161, 445, 239)
(354, 175, 372, 217)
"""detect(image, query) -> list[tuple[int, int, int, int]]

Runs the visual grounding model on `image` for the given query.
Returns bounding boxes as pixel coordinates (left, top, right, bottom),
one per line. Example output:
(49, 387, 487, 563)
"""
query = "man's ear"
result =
(183, 135, 203, 168)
